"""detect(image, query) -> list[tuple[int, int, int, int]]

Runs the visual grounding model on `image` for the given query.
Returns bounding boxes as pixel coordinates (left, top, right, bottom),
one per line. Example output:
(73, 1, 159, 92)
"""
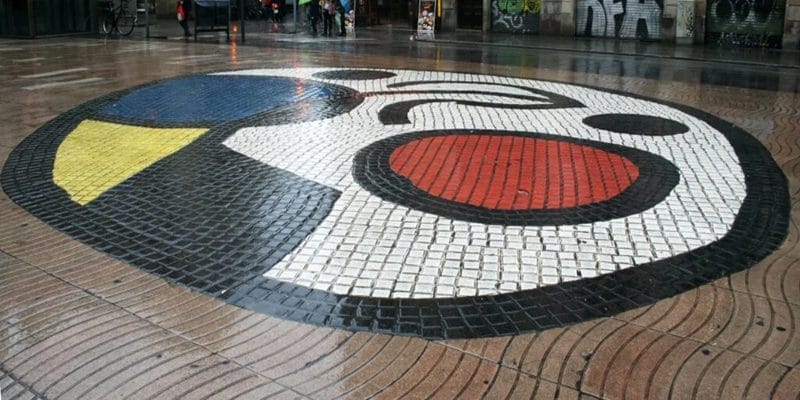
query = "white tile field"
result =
(219, 68, 747, 299)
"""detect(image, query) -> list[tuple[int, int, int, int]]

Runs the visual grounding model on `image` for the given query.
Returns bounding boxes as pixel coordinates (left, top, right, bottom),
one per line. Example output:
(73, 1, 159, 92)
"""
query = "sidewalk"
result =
(0, 33, 798, 400)
(421, 30, 800, 70)
(131, 17, 800, 69)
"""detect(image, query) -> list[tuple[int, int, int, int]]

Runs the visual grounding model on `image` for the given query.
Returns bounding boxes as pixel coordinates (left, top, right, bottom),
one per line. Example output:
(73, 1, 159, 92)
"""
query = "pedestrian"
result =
(272, 0, 282, 22)
(308, 0, 321, 35)
(336, 0, 346, 36)
(262, 0, 272, 21)
(177, 0, 191, 37)
(322, 0, 334, 36)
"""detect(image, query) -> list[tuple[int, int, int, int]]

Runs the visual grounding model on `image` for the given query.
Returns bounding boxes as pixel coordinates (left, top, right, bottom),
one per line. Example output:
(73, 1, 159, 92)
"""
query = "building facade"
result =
(438, 0, 799, 48)
(3, 0, 798, 48)
(0, 0, 94, 36)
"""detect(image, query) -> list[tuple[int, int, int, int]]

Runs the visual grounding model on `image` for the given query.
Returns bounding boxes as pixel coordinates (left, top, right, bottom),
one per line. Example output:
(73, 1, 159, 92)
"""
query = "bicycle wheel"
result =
(116, 9, 136, 36)
(100, 15, 112, 34)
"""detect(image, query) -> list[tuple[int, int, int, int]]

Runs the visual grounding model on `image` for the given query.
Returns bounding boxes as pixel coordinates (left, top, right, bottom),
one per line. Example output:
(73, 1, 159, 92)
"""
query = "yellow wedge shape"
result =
(53, 120, 207, 206)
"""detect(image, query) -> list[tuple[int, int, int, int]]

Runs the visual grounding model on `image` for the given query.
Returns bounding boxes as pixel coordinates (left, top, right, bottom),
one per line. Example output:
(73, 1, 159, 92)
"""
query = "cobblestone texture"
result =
(2, 65, 787, 338)
(0, 37, 797, 399)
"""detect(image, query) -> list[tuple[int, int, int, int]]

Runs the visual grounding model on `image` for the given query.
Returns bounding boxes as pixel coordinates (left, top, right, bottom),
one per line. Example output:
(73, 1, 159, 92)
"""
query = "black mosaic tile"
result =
(582, 113, 690, 136)
(312, 69, 397, 80)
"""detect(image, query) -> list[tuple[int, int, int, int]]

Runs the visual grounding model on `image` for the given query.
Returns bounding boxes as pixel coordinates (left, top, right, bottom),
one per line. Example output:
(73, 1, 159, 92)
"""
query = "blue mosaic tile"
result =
(99, 75, 334, 124)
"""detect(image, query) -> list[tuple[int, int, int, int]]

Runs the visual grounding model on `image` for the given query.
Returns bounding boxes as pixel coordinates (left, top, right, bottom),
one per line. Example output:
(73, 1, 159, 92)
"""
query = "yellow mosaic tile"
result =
(53, 120, 207, 206)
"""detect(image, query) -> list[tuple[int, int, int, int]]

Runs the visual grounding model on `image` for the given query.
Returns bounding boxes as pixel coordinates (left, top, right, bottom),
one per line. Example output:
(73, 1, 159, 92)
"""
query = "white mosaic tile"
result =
(216, 68, 748, 299)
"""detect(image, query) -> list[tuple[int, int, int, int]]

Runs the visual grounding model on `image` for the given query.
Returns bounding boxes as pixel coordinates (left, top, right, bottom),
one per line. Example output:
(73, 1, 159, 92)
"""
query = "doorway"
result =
(457, 0, 481, 29)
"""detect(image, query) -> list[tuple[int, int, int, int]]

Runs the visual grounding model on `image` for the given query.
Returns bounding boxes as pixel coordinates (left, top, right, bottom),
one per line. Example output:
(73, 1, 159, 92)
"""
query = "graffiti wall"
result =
(706, 0, 785, 48)
(576, 0, 663, 40)
(492, 0, 540, 33)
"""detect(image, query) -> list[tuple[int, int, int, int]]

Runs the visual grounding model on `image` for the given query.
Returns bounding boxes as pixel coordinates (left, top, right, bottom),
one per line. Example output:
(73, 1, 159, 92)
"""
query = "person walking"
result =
(177, 0, 191, 37)
(336, 0, 346, 36)
(322, 0, 334, 36)
(272, 0, 282, 22)
(308, 0, 321, 35)
(262, 0, 272, 21)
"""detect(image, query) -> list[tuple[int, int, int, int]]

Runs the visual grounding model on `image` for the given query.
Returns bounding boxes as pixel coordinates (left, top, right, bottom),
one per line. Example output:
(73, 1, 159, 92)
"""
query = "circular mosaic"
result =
(1, 68, 788, 339)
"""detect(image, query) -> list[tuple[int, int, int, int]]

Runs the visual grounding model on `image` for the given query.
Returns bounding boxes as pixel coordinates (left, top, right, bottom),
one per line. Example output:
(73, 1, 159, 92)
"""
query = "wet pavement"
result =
(132, 19, 800, 93)
(0, 31, 799, 399)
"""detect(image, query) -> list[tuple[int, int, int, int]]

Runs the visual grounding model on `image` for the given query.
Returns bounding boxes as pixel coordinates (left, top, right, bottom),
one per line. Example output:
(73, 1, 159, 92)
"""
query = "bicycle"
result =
(245, 0, 267, 20)
(100, 0, 137, 36)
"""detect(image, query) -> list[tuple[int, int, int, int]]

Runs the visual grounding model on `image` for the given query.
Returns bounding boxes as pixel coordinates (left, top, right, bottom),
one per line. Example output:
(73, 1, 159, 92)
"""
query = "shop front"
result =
(705, 0, 786, 47)
(575, 0, 663, 40)
(491, 0, 540, 33)
(457, 0, 482, 28)
(0, 0, 94, 37)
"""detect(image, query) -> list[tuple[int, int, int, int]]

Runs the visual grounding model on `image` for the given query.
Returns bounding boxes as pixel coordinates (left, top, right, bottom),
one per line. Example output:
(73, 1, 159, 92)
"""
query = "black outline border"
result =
(0, 68, 790, 340)
(353, 130, 680, 226)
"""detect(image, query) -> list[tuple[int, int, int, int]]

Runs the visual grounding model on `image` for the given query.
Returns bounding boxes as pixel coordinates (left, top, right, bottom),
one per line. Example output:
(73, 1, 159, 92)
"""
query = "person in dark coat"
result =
(308, 0, 321, 35)
(336, 0, 346, 36)
(322, 0, 334, 36)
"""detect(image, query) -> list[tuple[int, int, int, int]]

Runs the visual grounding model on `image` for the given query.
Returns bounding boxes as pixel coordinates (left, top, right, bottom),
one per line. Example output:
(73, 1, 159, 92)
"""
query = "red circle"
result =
(388, 135, 640, 210)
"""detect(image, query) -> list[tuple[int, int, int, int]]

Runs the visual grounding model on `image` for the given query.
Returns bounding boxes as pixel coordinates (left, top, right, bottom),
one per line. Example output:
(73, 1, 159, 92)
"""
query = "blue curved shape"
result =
(99, 75, 334, 124)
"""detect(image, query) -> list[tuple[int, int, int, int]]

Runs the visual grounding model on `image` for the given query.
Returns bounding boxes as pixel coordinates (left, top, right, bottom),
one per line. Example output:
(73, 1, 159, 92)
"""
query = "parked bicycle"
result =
(100, 0, 137, 36)
(245, 0, 267, 20)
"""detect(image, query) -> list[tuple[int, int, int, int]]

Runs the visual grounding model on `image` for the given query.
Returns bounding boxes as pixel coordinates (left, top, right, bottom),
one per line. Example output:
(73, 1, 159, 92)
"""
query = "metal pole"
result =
(145, 0, 150, 38)
(293, 0, 297, 33)
(195, 0, 199, 42)
(90, 0, 97, 34)
(27, 0, 35, 37)
(240, 0, 245, 42)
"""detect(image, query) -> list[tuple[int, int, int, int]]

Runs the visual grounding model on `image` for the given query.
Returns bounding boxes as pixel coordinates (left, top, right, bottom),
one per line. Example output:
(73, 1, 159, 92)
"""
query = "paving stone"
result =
(0, 36, 797, 399)
(1, 66, 789, 339)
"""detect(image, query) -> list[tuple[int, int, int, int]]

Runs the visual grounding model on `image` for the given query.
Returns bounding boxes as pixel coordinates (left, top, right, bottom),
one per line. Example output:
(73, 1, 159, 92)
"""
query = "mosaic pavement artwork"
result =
(0, 68, 789, 339)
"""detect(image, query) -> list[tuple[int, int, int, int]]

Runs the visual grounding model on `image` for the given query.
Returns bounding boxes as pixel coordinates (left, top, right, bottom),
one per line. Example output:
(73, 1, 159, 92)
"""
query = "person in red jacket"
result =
(177, 0, 191, 37)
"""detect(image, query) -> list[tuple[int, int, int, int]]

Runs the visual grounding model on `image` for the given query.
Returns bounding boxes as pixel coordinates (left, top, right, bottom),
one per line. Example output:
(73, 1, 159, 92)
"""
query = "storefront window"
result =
(33, 0, 92, 35)
(0, 0, 32, 36)
(0, 0, 92, 36)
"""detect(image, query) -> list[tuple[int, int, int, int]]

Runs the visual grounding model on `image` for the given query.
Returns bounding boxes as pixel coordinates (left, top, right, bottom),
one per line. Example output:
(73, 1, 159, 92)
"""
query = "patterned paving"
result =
(1, 67, 788, 339)
(0, 37, 798, 399)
